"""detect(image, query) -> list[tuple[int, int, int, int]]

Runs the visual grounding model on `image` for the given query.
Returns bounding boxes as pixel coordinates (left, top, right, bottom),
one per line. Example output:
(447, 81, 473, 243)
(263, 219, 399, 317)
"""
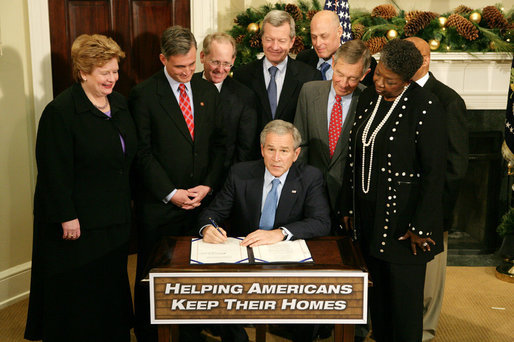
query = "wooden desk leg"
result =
(158, 325, 170, 342)
(256, 324, 266, 342)
(334, 324, 354, 342)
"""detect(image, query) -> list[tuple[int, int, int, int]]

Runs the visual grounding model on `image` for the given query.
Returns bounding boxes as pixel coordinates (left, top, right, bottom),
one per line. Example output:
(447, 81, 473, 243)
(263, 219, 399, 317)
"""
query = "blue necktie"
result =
(259, 178, 280, 230)
(320, 62, 330, 80)
(267, 66, 278, 118)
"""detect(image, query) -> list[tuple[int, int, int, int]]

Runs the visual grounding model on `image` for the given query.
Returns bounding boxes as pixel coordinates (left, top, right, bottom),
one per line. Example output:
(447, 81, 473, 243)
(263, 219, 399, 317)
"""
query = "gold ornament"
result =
(438, 16, 448, 27)
(386, 29, 399, 40)
(469, 12, 482, 24)
(247, 23, 259, 33)
(429, 39, 440, 50)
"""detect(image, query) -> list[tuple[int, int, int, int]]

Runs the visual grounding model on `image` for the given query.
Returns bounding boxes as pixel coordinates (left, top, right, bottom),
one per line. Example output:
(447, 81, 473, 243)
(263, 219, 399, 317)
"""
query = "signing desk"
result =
(146, 236, 368, 342)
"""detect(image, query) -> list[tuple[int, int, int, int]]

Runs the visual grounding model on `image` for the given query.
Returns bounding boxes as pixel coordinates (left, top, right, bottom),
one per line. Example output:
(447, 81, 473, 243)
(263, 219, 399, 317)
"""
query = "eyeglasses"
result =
(207, 60, 233, 69)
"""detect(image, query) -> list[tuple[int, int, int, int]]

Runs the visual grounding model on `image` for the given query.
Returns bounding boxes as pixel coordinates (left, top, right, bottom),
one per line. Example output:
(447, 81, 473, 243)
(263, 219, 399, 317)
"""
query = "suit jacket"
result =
(295, 48, 377, 87)
(295, 80, 365, 213)
(129, 70, 225, 226)
(193, 72, 259, 166)
(34, 83, 137, 228)
(423, 72, 468, 228)
(233, 57, 321, 130)
(198, 160, 331, 239)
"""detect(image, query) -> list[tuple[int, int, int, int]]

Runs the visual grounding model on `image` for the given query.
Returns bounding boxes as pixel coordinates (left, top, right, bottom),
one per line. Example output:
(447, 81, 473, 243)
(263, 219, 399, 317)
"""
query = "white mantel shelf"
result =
(378, 52, 511, 110)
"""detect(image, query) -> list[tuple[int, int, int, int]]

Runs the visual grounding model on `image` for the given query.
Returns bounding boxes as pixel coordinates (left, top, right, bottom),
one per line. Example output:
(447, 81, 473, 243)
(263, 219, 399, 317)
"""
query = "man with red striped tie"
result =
(129, 25, 226, 342)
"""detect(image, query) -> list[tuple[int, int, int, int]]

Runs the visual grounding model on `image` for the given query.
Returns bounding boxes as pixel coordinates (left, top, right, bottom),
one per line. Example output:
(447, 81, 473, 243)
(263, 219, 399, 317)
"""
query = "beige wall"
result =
(0, 0, 36, 307)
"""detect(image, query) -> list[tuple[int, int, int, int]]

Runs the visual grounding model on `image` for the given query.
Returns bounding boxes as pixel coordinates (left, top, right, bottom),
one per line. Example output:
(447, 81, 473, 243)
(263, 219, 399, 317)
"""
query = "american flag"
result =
(324, 0, 352, 43)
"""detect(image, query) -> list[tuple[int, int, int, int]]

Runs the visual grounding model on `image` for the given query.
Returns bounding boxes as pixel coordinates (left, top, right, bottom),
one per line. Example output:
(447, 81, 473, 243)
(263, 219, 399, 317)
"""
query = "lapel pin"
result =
(200, 102, 205, 106)
(292, 190, 297, 194)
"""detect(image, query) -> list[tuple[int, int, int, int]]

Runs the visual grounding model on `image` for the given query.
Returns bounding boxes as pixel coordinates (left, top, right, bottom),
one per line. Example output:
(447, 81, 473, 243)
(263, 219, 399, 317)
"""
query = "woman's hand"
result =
(62, 219, 81, 240)
(399, 230, 435, 255)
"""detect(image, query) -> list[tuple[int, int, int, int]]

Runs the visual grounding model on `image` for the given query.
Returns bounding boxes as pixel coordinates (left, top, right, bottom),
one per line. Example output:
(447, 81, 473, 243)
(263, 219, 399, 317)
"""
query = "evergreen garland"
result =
(228, 1, 513, 67)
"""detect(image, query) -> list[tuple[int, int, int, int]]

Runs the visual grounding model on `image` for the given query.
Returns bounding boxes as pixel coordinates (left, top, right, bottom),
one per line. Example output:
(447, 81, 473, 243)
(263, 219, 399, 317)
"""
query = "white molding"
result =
(27, 0, 53, 124)
(190, 0, 217, 70)
(0, 262, 32, 310)
(430, 52, 512, 61)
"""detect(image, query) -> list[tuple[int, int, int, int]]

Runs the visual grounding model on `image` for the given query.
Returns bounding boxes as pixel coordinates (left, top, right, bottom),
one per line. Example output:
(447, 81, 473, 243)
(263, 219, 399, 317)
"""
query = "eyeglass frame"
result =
(206, 59, 233, 69)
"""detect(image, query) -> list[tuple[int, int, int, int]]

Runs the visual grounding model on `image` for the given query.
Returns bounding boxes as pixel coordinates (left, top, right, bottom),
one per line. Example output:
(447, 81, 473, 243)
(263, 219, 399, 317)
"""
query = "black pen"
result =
(208, 217, 222, 234)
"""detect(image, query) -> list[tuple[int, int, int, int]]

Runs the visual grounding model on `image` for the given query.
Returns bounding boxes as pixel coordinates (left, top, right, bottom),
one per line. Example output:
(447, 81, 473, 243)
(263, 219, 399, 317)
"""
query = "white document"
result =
(190, 237, 249, 264)
(252, 239, 313, 263)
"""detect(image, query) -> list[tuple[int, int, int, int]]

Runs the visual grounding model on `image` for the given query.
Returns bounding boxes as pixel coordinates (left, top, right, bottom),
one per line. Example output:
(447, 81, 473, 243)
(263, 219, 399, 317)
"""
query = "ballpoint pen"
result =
(208, 217, 222, 234)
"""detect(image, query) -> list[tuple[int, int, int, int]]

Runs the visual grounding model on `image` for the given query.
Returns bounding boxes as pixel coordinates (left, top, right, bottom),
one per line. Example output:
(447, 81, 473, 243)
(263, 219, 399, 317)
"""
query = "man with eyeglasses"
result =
(234, 10, 321, 131)
(193, 33, 259, 169)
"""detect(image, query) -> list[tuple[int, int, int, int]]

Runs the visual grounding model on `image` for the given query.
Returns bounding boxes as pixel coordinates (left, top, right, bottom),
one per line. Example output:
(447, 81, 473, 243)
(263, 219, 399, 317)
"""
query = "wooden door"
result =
(48, 0, 190, 97)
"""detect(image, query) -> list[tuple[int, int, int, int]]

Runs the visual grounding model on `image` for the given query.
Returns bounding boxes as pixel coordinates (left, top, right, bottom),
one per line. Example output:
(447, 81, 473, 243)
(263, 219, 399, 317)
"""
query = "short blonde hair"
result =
(202, 33, 236, 58)
(260, 120, 302, 149)
(261, 10, 295, 39)
(71, 34, 125, 83)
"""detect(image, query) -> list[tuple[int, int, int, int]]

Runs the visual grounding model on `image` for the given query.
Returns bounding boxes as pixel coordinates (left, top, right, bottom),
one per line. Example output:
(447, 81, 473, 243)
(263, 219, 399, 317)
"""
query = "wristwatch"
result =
(280, 228, 287, 241)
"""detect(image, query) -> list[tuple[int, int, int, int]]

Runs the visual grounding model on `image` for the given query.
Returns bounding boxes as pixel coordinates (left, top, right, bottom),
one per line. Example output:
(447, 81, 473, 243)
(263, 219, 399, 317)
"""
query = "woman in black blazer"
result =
(343, 39, 446, 342)
(25, 34, 137, 342)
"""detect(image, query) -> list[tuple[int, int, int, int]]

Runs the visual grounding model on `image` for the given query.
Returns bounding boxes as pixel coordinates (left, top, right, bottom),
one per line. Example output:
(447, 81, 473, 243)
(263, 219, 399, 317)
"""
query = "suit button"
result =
(190, 173, 194, 177)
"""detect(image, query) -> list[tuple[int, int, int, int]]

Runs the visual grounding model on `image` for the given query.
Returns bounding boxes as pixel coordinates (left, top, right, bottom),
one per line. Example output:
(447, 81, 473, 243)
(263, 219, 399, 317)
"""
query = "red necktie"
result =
(328, 95, 342, 158)
(179, 83, 194, 140)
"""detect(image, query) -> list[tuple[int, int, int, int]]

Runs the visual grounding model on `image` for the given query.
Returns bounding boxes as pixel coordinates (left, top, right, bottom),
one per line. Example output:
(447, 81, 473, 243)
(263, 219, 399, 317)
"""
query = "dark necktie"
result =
(259, 178, 280, 230)
(320, 62, 330, 80)
(267, 66, 278, 118)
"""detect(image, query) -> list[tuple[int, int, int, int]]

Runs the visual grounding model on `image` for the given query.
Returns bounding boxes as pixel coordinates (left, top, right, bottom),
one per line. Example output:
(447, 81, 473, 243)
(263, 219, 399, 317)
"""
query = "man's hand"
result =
(399, 230, 435, 255)
(170, 189, 196, 209)
(241, 229, 284, 247)
(202, 225, 228, 244)
(62, 218, 80, 240)
(187, 185, 211, 206)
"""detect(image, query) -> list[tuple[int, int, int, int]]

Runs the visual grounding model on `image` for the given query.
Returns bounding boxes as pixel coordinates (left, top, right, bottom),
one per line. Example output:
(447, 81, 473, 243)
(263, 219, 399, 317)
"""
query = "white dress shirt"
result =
(263, 57, 288, 102)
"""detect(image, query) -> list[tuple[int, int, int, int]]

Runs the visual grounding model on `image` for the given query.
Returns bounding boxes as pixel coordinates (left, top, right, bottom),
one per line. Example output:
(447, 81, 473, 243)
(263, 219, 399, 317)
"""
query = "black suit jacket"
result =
(34, 83, 137, 228)
(423, 72, 468, 228)
(129, 70, 225, 226)
(233, 57, 321, 130)
(198, 160, 331, 239)
(193, 72, 259, 166)
(295, 48, 377, 87)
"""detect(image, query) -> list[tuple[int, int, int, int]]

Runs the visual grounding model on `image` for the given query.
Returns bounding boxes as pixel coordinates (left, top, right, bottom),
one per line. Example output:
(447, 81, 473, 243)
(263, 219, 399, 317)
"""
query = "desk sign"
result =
(150, 271, 367, 324)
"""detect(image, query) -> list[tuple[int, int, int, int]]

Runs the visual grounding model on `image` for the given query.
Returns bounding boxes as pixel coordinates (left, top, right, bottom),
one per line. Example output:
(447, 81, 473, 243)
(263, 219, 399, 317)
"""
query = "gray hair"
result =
(333, 40, 371, 76)
(160, 26, 197, 58)
(261, 10, 295, 39)
(260, 120, 302, 149)
(202, 32, 236, 58)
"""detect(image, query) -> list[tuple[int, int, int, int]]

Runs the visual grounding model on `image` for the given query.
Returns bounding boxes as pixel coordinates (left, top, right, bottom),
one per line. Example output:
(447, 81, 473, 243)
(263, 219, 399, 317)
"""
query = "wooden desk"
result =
(146, 236, 367, 342)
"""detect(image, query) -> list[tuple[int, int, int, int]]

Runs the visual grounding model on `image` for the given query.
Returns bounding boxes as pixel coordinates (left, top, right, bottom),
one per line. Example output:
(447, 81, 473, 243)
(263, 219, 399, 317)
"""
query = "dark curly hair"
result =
(380, 39, 423, 82)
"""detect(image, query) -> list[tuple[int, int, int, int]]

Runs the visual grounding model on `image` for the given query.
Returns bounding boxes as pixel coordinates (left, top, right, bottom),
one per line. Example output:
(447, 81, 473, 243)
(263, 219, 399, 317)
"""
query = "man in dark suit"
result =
(406, 37, 469, 342)
(296, 10, 376, 87)
(295, 40, 370, 228)
(193, 32, 259, 166)
(233, 10, 321, 131)
(129, 26, 225, 342)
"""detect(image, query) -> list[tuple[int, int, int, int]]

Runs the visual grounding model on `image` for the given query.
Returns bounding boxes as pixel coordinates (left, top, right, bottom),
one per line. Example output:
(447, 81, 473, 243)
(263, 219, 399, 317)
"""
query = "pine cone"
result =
(365, 37, 388, 54)
(482, 6, 509, 30)
(404, 11, 438, 37)
(249, 34, 261, 48)
(235, 34, 245, 44)
(454, 5, 473, 15)
(447, 14, 479, 41)
(405, 10, 422, 22)
(291, 36, 305, 55)
(307, 9, 318, 21)
(352, 24, 366, 40)
(371, 4, 397, 20)
(285, 4, 303, 22)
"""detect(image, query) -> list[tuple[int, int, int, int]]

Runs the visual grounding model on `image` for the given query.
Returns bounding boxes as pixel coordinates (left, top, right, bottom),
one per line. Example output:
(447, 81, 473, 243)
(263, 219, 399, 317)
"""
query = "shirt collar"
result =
(329, 83, 354, 101)
(317, 56, 334, 69)
(264, 166, 289, 187)
(202, 71, 223, 92)
(163, 66, 191, 93)
(263, 56, 288, 73)
(415, 72, 430, 87)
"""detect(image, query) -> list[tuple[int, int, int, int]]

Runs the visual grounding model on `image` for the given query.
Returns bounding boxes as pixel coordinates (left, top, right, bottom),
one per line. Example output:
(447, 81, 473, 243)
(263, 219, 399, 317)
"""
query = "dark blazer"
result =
(344, 83, 447, 264)
(198, 160, 331, 239)
(423, 72, 468, 228)
(193, 72, 259, 166)
(295, 48, 377, 87)
(233, 57, 321, 130)
(129, 70, 225, 226)
(295, 80, 365, 214)
(34, 83, 137, 228)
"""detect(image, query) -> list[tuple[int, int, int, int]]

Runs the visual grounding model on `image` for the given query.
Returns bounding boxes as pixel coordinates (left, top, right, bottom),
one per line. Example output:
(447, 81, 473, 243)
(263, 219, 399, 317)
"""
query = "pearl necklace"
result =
(361, 85, 409, 194)
(94, 99, 109, 111)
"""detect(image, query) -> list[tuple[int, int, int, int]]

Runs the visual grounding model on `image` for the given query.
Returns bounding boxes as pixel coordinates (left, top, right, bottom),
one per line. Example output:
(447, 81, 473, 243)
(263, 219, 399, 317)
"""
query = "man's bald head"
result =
(310, 10, 342, 59)
(404, 37, 431, 81)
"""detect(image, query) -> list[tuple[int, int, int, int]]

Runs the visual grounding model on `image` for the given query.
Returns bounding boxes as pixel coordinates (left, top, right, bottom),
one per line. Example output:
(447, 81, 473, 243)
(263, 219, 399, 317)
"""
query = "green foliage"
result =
(497, 208, 514, 237)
